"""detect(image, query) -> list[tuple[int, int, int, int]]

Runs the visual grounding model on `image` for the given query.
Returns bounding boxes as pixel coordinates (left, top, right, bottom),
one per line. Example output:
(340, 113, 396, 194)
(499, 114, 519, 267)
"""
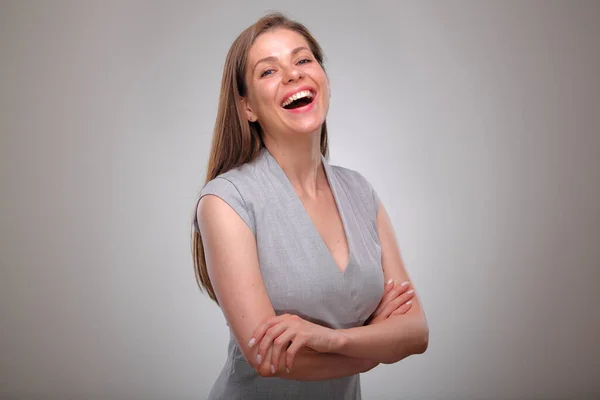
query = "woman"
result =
(191, 13, 428, 399)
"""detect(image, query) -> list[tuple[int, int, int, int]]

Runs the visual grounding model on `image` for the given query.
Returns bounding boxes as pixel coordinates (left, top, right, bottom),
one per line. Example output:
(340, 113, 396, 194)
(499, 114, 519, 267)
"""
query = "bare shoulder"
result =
(196, 190, 241, 230)
(195, 192, 275, 371)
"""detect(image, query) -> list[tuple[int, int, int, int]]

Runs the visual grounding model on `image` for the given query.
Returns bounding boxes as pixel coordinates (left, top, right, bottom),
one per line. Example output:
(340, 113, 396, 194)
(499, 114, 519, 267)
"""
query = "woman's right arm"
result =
(196, 194, 374, 380)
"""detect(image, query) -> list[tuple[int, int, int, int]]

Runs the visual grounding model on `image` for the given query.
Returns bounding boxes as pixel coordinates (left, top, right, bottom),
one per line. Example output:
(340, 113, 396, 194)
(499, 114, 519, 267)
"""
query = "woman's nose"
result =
(282, 65, 302, 83)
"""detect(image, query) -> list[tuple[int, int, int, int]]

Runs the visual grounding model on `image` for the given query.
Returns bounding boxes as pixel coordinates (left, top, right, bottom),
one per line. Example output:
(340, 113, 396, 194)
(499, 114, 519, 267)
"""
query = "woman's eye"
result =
(260, 69, 275, 78)
(297, 58, 312, 65)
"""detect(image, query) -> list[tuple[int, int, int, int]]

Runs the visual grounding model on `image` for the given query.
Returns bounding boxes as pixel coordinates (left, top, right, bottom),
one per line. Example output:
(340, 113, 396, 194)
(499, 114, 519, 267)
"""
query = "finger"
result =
(374, 281, 410, 316)
(271, 329, 295, 373)
(258, 323, 287, 364)
(274, 343, 288, 374)
(392, 300, 413, 316)
(373, 280, 399, 316)
(286, 333, 308, 372)
(385, 280, 410, 300)
(383, 278, 395, 295)
(380, 289, 415, 319)
(265, 345, 275, 375)
(373, 280, 396, 316)
(395, 280, 411, 295)
(249, 315, 283, 348)
(385, 281, 411, 305)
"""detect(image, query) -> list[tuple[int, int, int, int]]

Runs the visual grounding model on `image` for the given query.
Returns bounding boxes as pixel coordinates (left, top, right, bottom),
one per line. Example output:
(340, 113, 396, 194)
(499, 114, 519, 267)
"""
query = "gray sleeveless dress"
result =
(195, 148, 384, 399)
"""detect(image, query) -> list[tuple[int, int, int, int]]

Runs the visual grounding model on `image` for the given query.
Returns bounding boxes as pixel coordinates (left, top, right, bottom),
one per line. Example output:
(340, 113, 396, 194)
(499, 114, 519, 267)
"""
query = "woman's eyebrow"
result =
(253, 46, 311, 72)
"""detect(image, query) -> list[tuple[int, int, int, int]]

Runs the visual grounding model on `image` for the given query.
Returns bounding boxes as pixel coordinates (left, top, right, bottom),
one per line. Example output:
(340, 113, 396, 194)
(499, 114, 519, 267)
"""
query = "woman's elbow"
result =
(249, 360, 274, 378)
(415, 323, 429, 354)
(241, 350, 269, 377)
(256, 364, 272, 378)
(410, 318, 429, 356)
(249, 354, 278, 378)
(385, 319, 429, 364)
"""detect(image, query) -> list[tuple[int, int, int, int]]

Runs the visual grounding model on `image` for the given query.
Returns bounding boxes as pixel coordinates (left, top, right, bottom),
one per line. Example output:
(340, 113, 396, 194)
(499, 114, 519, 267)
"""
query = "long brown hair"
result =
(191, 13, 329, 303)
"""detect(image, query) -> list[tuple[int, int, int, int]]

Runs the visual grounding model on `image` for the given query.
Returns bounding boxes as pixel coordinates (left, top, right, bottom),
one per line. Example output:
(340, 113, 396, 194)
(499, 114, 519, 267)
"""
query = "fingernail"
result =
(271, 365, 276, 374)
(406, 300, 412, 305)
(407, 289, 415, 295)
(387, 278, 394, 285)
(286, 368, 290, 373)
(401, 281, 410, 287)
(257, 354, 262, 364)
(248, 338, 256, 348)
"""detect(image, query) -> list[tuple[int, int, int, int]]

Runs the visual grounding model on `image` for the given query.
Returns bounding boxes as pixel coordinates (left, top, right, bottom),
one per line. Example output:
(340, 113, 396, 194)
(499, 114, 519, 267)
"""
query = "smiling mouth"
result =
(281, 90, 315, 110)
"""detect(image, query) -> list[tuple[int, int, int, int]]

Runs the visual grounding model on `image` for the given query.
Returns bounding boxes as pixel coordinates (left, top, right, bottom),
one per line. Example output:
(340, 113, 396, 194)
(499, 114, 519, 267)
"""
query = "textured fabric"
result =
(196, 148, 384, 400)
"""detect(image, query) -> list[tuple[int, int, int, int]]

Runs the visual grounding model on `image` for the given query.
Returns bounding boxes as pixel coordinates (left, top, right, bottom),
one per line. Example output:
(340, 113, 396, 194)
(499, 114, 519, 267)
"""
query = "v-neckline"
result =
(263, 148, 353, 274)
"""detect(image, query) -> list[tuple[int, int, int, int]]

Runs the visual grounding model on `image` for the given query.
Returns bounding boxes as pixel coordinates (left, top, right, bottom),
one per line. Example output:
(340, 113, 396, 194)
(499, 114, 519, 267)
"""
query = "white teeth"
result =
(281, 90, 314, 107)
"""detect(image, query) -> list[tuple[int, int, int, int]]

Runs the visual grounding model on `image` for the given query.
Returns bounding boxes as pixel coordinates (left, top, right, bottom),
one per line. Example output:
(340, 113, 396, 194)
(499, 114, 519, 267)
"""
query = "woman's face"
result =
(243, 29, 330, 139)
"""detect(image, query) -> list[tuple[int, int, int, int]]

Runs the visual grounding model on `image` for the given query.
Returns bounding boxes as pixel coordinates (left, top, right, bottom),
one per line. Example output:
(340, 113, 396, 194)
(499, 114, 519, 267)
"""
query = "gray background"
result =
(1, 0, 599, 399)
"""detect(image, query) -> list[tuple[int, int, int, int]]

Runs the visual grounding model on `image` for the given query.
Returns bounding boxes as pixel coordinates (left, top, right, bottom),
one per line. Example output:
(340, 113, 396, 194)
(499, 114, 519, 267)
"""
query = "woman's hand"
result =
(248, 314, 342, 374)
(366, 279, 415, 325)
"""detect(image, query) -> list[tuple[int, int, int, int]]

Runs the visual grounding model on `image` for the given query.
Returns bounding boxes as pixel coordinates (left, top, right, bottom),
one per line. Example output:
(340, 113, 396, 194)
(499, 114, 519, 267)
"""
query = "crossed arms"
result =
(196, 194, 429, 381)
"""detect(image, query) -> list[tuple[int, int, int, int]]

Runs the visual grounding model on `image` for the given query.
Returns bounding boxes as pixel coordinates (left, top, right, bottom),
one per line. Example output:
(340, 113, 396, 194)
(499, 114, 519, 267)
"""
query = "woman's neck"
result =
(263, 133, 325, 199)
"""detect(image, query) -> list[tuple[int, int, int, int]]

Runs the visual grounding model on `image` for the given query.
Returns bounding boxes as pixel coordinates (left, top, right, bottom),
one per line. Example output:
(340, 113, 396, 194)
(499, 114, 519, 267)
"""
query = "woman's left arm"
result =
(335, 201, 429, 364)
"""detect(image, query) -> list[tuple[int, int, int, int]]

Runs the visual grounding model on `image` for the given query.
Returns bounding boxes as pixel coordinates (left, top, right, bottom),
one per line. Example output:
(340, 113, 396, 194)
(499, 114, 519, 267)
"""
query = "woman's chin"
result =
(288, 125, 323, 138)
(284, 117, 325, 136)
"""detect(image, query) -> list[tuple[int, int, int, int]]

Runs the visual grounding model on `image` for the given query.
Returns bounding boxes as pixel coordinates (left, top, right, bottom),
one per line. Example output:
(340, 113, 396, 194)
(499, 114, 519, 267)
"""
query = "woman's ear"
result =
(240, 97, 258, 122)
